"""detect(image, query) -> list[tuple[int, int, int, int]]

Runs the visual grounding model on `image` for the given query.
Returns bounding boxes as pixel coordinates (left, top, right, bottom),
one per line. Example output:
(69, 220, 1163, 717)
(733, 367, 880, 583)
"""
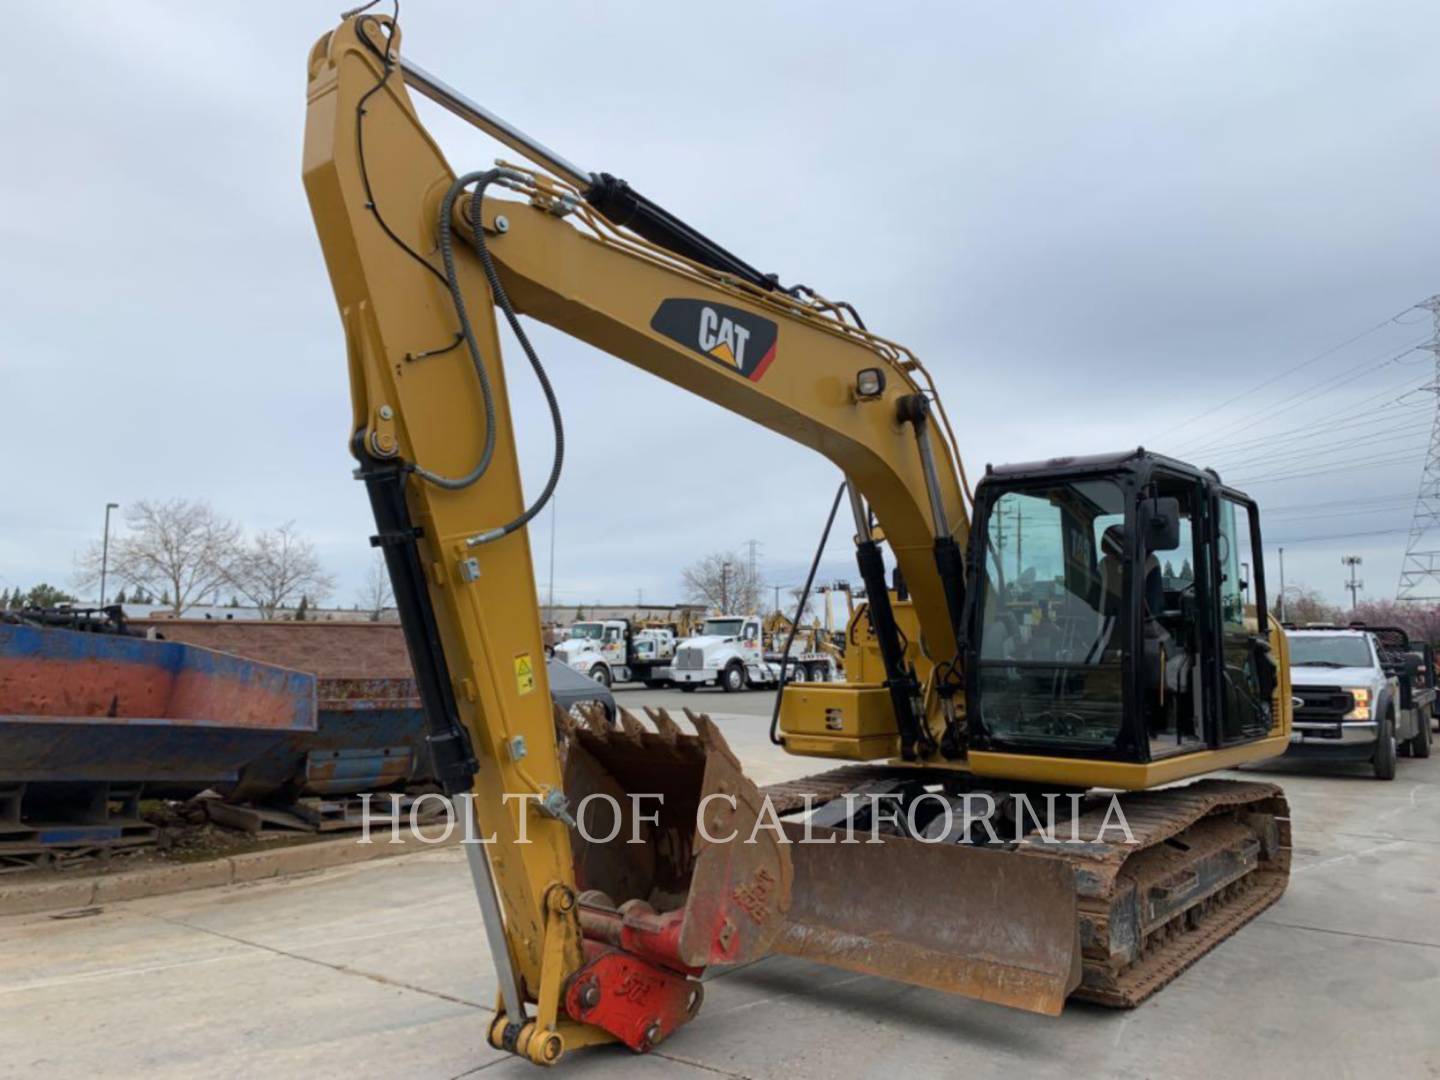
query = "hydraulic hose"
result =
(417, 169, 565, 548)
(769, 480, 849, 746)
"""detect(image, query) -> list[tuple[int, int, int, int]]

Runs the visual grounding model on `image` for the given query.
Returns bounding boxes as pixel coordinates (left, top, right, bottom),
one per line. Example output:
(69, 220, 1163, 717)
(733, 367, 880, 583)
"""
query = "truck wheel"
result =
(589, 665, 611, 688)
(721, 663, 746, 693)
(788, 664, 806, 684)
(1411, 706, 1432, 759)
(806, 662, 825, 683)
(1374, 711, 1398, 780)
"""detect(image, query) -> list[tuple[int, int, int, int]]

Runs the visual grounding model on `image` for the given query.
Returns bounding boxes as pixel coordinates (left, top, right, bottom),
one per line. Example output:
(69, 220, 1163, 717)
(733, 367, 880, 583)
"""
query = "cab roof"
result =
(980, 447, 1221, 486)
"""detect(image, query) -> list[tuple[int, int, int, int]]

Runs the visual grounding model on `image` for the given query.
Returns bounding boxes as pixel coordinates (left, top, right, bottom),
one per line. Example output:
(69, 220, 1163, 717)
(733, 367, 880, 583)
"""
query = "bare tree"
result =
(681, 550, 760, 614)
(1274, 584, 1341, 626)
(74, 499, 241, 615)
(227, 522, 335, 619)
(357, 551, 395, 622)
(1351, 599, 1440, 644)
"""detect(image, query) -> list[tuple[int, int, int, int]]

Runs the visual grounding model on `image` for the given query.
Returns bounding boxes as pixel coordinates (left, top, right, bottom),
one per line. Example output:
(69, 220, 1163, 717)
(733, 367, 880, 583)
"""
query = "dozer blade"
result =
(557, 705, 792, 968)
(776, 824, 1082, 1016)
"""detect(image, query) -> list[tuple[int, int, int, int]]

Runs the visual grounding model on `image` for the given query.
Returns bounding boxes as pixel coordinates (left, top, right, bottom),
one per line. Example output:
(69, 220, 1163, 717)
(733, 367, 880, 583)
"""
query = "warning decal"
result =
(514, 653, 536, 695)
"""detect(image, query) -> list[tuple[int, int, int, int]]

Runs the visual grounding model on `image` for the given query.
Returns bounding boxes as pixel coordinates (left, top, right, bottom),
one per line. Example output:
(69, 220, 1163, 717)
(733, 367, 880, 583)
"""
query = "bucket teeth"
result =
(643, 706, 683, 743)
(579, 702, 613, 735)
(617, 707, 649, 739)
(552, 701, 575, 733)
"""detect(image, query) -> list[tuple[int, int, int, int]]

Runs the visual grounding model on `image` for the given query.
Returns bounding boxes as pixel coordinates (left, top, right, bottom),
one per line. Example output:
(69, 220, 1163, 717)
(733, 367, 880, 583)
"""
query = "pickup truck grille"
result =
(1293, 685, 1354, 721)
(676, 647, 704, 670)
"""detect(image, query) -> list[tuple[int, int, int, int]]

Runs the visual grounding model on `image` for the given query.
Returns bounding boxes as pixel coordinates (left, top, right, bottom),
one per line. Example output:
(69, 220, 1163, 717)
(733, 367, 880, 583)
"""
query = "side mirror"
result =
(1142, 497, 1182, 552)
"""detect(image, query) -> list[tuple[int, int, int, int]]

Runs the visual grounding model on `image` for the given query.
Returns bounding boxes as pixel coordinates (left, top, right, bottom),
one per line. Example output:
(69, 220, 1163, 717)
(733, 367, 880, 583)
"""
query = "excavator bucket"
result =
(558, 705, 792, 968)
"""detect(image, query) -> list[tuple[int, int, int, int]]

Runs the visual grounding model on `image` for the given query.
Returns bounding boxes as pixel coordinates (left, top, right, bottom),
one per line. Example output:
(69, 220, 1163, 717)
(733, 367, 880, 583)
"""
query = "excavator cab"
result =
(964, 449, 1286, 784)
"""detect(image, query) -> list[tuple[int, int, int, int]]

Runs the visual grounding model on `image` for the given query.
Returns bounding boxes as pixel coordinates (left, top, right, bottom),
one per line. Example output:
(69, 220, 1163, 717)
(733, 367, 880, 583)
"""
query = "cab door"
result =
(1211, 492, 1274, 744)
(742, 619, 763, 663)
(602, 624, 625, 664)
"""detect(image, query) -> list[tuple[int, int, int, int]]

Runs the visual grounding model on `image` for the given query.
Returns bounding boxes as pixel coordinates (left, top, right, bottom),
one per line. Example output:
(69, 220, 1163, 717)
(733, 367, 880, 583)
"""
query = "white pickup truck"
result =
(670, 615, 837, 692)
(1285, 626, 1434, 779)
(552, 620, 677, 688)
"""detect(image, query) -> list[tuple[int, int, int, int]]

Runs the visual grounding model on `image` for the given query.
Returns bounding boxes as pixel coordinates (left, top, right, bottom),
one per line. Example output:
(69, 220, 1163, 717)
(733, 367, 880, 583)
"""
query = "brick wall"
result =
(132, 620, 413, 680)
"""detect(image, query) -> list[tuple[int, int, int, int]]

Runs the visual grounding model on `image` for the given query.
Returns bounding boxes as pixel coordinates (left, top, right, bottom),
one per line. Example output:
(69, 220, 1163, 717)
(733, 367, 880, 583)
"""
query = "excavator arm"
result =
(301, 13, 998, 1063)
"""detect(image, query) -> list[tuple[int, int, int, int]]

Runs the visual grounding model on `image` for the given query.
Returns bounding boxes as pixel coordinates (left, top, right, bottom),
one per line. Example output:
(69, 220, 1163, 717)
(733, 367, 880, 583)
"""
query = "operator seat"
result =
(1094, 526, 1188, 696)
(1088, 525, 1128, 661)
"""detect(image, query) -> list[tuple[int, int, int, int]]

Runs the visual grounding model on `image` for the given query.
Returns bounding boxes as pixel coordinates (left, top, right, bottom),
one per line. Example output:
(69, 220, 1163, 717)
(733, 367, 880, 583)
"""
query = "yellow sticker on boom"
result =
(514, 653, 536, 695)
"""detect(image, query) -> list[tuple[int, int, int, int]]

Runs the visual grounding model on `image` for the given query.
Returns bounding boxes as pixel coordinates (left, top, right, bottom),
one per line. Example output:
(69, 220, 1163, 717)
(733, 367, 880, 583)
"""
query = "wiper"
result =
(1294, 660, 1346, 667)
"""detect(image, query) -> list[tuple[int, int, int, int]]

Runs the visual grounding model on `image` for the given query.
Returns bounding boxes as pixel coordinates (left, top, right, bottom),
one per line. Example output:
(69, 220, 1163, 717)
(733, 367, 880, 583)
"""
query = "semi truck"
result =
(552, 619, 678, 687)
(670, 615, 838, 692)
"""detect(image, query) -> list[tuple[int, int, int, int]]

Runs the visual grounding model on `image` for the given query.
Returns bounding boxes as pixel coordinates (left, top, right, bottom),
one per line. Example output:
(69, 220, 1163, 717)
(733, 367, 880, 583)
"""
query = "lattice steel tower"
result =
(1396, 295, 1440, 601)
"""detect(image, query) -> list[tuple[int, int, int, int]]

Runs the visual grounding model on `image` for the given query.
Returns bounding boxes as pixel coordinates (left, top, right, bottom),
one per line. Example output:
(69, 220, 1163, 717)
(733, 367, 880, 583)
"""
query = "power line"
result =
(1263, 505, 1415, 524)
(1188, 377, 1434, 459)
(1267, 527, 1413, 544)
(1173, 337, 1429, 456)
(1231, 447, 1430, 485)
(1209, 424, 1433, 474)
(1163, 302, 1423, 440)
(1199, 404, 1431, 465)
(1263, 491, 1415, 514)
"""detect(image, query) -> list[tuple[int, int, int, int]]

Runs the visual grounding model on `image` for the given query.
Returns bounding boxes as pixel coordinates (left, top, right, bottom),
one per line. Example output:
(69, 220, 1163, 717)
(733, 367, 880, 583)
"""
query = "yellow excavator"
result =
(303, 12, 1293, 1067)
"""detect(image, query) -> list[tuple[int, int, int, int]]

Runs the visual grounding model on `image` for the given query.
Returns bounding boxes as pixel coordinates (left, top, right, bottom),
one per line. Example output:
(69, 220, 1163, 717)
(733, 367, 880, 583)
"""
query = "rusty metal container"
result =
(131, 621, 428, 803)
(0, 622, 315, 792)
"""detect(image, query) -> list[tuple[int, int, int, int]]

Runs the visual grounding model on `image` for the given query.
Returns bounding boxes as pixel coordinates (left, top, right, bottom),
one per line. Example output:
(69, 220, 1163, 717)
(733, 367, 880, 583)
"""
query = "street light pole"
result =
(1342, 555, 1364, 611)
(100, 502, 120, 608)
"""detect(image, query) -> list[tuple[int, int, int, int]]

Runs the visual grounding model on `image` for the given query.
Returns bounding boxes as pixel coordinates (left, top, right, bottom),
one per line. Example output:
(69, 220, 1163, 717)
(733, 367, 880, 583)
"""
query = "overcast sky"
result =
(3, 1, 1437, 612)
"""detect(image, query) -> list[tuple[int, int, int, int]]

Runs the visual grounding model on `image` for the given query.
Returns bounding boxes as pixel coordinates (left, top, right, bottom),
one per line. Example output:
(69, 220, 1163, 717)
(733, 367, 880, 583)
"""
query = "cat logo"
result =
(698, 306, 750, 369)
(650, 298, 779, 382)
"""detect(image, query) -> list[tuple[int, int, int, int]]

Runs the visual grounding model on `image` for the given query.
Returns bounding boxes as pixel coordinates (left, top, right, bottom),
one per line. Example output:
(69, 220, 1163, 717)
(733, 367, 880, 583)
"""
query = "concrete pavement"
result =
(0, 687, 1436, 1079)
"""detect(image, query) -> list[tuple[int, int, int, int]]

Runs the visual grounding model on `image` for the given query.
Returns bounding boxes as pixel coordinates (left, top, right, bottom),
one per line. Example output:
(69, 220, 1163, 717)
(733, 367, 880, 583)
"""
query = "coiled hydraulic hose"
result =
(420, 169, 565, 547)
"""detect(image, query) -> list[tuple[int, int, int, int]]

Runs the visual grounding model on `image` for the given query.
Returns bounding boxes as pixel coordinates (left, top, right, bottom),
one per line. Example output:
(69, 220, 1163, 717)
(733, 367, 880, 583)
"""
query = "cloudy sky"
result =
(3, 1, 1437, 613)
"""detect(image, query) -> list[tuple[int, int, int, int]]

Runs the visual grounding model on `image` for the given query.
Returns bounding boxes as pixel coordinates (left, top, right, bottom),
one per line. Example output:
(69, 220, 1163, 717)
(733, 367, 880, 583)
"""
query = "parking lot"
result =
(0, 687, 1435, 1080)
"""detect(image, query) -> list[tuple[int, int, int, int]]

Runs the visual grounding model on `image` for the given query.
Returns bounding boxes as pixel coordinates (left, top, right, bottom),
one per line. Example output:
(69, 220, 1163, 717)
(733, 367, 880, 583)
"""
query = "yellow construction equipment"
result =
(303, 12, 1292, 1066)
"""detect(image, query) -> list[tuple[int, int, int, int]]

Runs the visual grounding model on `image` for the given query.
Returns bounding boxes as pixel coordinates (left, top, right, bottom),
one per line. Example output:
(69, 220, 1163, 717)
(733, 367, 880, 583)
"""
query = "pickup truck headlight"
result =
(1344, 687, 1371, 721)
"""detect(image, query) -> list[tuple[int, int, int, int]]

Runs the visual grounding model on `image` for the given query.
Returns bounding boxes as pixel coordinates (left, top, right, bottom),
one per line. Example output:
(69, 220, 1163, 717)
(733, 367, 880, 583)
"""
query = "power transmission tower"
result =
(1342, 555, 1363, 611)
(1397, 295, 1440, 602)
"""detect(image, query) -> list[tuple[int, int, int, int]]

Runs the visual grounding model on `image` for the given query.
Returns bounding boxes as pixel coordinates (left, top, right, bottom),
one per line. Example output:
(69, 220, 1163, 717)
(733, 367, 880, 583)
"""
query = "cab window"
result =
(975, 479, 1126, 750)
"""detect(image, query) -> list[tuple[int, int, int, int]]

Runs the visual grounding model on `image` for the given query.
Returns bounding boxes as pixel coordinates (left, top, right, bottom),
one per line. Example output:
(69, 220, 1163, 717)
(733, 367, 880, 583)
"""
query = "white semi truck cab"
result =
(553, 620, 677, 687)
(671, 615, 837, 692)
